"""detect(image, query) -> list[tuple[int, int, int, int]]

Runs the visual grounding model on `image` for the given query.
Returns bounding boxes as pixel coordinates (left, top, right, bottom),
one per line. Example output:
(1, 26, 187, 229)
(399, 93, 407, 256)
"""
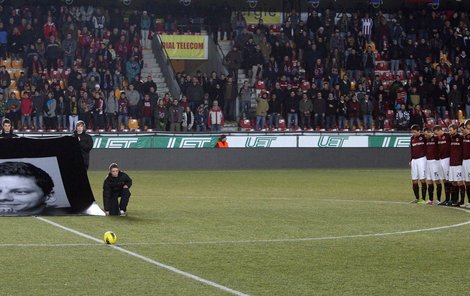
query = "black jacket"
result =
(0, 131, 18, 138)
(73, 131, 93, 169)
(103, 171, 133, 199)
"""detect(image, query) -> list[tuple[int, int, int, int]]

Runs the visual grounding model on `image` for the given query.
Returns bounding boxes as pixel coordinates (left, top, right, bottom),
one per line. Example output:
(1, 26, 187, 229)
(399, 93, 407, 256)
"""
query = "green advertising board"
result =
(90, 134, 411, 149)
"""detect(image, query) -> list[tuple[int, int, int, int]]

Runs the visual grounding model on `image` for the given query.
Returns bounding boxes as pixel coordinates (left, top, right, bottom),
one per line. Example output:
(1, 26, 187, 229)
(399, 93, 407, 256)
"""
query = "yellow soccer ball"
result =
(103, 231, 117, 245)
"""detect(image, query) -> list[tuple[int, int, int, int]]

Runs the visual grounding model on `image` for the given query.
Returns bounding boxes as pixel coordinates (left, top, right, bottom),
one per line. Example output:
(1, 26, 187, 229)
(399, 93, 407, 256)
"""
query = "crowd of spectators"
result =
(222, 7, 470, 131)
(0, 3, 469, 132)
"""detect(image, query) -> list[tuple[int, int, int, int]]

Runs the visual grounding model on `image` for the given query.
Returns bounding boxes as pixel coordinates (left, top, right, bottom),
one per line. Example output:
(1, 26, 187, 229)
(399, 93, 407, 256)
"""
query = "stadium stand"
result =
(0, 3, 468, 132)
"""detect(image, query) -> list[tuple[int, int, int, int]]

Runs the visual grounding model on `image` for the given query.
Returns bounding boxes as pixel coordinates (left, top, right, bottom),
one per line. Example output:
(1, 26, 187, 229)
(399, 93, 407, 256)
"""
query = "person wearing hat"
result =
(215, 135, 229, 148)
(73, 120, 93, 170)
(103, 163, 132, 216)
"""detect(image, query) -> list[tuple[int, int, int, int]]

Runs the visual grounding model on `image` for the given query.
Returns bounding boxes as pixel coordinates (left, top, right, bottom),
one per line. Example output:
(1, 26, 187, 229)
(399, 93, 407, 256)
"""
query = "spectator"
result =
(346, 49, 362, 82)
(56, 95, 67, 131)
(268, 93, 282, 130)
(361, 93, 374, 130)
(78, 91, 93, 127)
(6, 92, 20, 129)
(20, 92, 33, 130)
(182, 106, 194, 132)
(299, 92, 313, 130)
(44, 92, 57, 130)
(395, 104, 410, 131)
(125, 56, 141, 83)
(312, 92, 326, 130)
(434, 81, 448, 122)
(154, 99, 169, 131)
(141, 93, 153, 130)
(168, 98, 183, 132)
(325, 93, 338, 130)
(62, 33, 77, 70)
(255, 92, 269, 131)
(0, 92, 6, 124)
(32, 90, 45, 131)
(117, 92, 130, 131)
(92, 93, 105, 130)
(45, 35, 60, 70)
(104, 92, 117, 131)
(194, 103, 207, 132)
(222, 76, 238, 121)
(285, 90, 299, 130)
(140, 11, 151, 49)
(185, 77, 204, 112)
(347, 95, 361, 131)
(68, 95, 79, 132)
(208, 100, 224, 132)
(337, 95, 347, 130)
(448, 84, 463, 120)
(0, 66, 11, 93)
(92, 9, 105, 40)
(224, 46, 242, 81)
(126, 83, 141, 121)
(409, 104, 425, 129)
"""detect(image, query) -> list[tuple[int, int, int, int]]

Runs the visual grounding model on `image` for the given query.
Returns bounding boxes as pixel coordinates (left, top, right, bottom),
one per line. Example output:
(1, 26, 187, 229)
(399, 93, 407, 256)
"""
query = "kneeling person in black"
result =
(103, 163, 132, 216)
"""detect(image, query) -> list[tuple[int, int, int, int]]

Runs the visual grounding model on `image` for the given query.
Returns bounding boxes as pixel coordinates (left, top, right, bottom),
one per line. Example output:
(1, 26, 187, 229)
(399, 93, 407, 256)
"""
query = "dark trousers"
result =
(104, 188, 131, 216)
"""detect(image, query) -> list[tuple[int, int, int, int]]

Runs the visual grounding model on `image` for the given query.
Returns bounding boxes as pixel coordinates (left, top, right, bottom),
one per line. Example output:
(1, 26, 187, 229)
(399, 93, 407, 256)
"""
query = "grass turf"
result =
(1, 169, 470, 295)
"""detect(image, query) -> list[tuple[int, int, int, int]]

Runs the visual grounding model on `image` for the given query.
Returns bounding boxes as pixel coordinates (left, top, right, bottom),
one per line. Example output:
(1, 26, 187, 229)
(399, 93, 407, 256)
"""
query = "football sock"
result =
(444, 182, 450, 201)
(460, 185, 466, 204)
(421, 183, 427, 200)
(428, 184, 434, 201)
(413, 183, 419, 199)
(466, 185, 470, 204)
(451, 185, 458, 204)
(436, 183, 442, 201)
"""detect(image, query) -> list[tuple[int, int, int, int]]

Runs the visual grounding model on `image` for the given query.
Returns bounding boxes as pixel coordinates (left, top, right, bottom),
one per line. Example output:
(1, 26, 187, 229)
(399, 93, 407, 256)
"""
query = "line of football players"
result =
(410, 120, 470, 207)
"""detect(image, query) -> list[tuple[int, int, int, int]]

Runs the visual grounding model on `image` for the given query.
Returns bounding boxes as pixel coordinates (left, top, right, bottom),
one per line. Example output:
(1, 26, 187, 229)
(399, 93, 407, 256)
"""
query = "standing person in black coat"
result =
(103, 163, 132, 216)
(73, 120, 93, 170)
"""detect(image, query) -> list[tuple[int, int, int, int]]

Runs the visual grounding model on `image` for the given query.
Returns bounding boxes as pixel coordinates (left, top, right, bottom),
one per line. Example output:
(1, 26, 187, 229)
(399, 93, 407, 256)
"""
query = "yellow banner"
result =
(160, 35, 208, 60)
(242, 10, 283, 25)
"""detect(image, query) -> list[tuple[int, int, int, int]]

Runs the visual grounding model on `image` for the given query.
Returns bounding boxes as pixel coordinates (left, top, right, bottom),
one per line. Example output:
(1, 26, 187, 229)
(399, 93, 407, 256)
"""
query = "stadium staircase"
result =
(218, 40, 258, 131)
(141, 48, 170, 99)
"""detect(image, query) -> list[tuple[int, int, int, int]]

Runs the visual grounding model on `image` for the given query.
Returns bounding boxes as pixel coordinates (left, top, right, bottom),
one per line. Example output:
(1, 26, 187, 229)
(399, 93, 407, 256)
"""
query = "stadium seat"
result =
(386, 109, 395, 120)
(128, 118, 139, 130)
(423, 109, 432, 118)
(425, 118, 435, 128)
(239, 119, 252, 131)
(278, 118, 287, 131)
(384, 119, 393, 130)
(11, 59, 22, 69)
(254, 80, 266, 90)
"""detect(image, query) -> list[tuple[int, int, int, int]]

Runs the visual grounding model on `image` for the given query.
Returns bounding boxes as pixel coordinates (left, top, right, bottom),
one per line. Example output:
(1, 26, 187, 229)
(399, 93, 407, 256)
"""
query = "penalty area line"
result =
(34, 216, 249, 296)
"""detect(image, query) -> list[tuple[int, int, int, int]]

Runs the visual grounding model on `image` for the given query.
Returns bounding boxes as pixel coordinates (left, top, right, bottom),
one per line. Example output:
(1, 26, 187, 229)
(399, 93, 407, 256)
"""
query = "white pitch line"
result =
(34, 216, 249, 296)
(0, 243, 100, 247)
(116, 221, 470, 246)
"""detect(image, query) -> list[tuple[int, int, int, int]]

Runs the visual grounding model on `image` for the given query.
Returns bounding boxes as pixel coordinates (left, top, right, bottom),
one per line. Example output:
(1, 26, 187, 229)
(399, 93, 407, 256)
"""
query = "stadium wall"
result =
(89, 148, 408, 170)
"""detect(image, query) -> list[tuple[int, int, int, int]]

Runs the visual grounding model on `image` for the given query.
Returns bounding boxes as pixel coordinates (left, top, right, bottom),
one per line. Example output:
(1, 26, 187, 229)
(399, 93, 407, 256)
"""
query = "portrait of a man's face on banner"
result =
(0, 136, 103, 216)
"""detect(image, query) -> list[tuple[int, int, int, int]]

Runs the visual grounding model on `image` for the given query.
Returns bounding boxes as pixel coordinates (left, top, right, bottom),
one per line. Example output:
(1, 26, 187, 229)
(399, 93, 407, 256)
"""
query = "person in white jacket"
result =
(208, 100, 224, 132)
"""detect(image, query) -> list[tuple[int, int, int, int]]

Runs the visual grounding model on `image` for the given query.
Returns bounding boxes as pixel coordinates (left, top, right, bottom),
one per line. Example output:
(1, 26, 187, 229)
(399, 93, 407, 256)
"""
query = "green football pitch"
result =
(2, 169, 470, 296)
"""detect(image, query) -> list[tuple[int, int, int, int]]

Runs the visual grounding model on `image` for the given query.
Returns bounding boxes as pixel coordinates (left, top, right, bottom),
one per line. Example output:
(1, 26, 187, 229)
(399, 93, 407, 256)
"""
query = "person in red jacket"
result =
(43, 16, 57, 39)
(20, 92, 33, 130)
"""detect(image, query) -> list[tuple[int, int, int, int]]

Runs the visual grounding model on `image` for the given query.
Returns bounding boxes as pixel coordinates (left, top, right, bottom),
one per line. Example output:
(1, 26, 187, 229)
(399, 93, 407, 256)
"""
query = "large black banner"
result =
(0, 136, 103, 216)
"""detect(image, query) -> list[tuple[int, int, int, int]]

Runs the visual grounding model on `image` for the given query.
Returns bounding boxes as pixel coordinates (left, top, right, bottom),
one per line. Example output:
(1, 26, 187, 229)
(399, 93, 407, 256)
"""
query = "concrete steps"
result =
(142, 49, 170, 97)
